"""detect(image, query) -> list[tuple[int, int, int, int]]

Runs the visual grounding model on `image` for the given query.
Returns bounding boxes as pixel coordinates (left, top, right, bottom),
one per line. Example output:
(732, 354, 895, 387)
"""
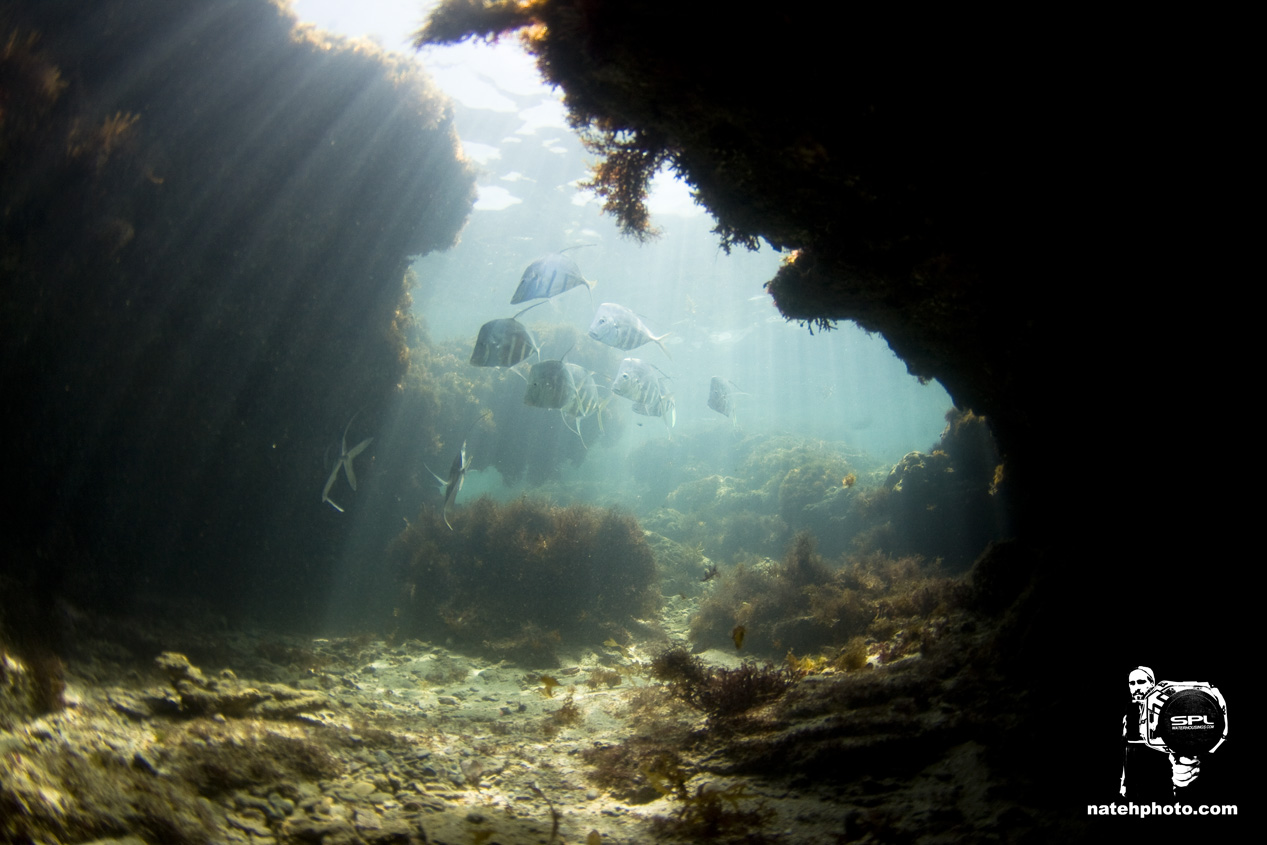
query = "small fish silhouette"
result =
(322, 411, 373, 512)
(707, 376, 748, 429)
(426, 440, 468, 530)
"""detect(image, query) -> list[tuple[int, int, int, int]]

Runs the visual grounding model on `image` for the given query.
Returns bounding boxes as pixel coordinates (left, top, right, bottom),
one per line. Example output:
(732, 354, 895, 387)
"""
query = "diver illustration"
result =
(321, 410, 373, 513)
(1120, 665, 1228, 801)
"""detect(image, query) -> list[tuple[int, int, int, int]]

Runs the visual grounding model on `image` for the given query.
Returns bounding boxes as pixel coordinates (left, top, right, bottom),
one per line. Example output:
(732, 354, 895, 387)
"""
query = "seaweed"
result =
(650, 778, 777, 843)
(586, 667, 623, 689)
(415, 0, 534, 46)
(650, 648, 795, 719)
(690, 531, 967, 665)
(632, 751, 778, 842)
(1, 741, 228, 844)
(24, 649, 66, 715)
(577, 129, 668, 242)
(542, 690, 583, 738)
(390, 497, 659, 659)
(166, 721, 342, 796)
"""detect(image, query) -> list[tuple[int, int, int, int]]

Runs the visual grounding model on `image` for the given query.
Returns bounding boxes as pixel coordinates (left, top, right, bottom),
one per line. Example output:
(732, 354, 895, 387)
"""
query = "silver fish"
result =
(559, 364, 613, 447)
(560, 364, 594, 417)
(523, 358, 577, 410)
(322, 412, 373, 513)
(588, 303, 669, 357)
(511, 252, 595, 304)
(470, 304, 542, 368)
(611, 358, 664, 405)
(426, 440, 468, 530)
(633, 393, 675, 426)
(612, 358, 675, 428)
(708, 377, 747, 428)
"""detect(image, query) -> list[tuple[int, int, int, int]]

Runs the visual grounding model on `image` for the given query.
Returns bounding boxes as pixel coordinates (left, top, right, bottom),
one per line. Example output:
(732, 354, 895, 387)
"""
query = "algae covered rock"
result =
(865, 410, 1009, 573)
(144, 652, 329, 720)
(643, 530, 714, 599)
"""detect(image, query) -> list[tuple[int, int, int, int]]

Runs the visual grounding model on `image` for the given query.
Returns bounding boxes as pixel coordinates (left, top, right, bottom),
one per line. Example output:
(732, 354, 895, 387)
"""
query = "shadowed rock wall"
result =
(1, 0, 476, 628)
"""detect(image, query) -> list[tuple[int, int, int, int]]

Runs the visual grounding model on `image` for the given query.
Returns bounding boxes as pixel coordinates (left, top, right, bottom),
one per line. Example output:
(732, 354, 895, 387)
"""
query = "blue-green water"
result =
(404, 42, 952, 510)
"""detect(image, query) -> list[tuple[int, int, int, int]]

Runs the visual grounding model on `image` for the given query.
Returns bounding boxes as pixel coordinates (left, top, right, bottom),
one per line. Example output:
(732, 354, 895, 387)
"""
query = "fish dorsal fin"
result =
(512, 300, 548, 320)
(424, 464, 448, 487)
(340, 408, 363, 452)
(507, 361, 531, 382)
(463, 409, 495, 440)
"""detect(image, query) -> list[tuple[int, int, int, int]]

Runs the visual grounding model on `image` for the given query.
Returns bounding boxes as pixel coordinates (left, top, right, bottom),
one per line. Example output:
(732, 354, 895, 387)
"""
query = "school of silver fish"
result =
(326, 249, 744, 524)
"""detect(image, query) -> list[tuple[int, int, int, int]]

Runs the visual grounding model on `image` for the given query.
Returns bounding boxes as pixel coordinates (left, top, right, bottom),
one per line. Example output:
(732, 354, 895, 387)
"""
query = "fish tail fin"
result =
(343, 437, 373, 491)
(596, 396, 614, 433)
(561, 412, 587, 449)
(340, 408, 364, 452)
(322, 463, 342, 508)
(322, 478, 345, 512)
(654, 332, 672, 359)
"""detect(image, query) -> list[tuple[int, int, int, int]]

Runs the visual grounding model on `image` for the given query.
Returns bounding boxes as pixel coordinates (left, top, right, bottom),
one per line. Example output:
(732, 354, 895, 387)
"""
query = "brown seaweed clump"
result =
(650, 648, 796, 720)
(690, 532, 967, 663)
(390, 497, 659, 661)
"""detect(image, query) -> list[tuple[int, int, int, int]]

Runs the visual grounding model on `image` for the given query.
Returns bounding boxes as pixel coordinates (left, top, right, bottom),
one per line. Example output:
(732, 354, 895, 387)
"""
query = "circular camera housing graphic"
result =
(1143, 682, 1228, 756)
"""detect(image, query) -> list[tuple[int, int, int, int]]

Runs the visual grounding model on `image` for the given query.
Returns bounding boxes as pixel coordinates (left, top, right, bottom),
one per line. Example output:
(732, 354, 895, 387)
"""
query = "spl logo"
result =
(1171, 714, 1215, 728)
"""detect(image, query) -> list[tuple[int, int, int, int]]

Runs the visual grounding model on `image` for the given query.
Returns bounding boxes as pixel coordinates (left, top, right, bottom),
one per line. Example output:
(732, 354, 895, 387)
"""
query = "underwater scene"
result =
(3, 1, 1242, 843)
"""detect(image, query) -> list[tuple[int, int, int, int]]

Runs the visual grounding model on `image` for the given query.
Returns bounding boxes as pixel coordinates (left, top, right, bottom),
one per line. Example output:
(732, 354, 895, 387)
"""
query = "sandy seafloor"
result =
(1, 584, 1026, 845)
